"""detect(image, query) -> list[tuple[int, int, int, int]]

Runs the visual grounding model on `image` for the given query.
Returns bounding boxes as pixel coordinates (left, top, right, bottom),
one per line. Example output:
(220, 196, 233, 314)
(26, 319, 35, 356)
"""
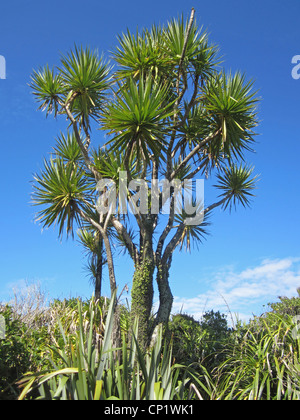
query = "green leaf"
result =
(102, 74, 174, 163)
(93, 380, 103, 400)
(30, 65, 64, 117)
(53, 131, 85, 167)
(58, 45, 112, 129)
(96, 290, 117, 381)
(203, 71, 259, 162)
(32, 156, 94, 238)
(214, 164, 259, 211)
(113, 27, 174, 80)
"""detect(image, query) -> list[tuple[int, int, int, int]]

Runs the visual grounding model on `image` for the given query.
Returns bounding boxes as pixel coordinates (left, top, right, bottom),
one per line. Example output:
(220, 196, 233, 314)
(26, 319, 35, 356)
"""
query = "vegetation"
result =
(30, 9, 259, 347)
(1, 285, 300, 400)
(2, 9, 298, 401)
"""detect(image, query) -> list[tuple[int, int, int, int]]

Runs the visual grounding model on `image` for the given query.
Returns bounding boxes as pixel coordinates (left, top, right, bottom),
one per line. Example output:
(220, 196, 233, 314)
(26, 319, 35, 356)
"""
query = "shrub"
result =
(267, 288, 300, 317)
(17, 295, 201, 400)
(0, 306, 32, 399)
(169, 314, 204, 365)
(169, 311, 231, 371)
(211, 313, 300, 400)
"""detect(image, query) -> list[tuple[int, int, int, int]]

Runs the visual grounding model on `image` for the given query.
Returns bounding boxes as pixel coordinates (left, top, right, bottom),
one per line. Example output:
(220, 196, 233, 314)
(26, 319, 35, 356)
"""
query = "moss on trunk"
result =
(130, 259, 155, 348)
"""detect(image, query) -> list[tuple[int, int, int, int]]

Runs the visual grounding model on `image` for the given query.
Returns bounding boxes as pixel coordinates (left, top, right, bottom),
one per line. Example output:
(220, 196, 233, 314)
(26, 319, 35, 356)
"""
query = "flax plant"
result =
(17, 293, 200, 400)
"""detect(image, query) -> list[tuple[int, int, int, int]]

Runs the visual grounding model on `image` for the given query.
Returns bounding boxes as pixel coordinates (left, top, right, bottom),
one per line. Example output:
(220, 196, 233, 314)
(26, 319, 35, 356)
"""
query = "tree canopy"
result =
(31, 9, 260, 346)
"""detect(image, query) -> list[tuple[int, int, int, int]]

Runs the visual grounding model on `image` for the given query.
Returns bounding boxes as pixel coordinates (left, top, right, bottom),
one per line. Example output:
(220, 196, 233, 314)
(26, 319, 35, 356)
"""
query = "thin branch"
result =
(178, 8, 196, 76)
(166, 8, 196, 178)
(58, 98, 100, 181)
(161, 193, 231, 265)
(161, 224, 185, 267)
(173, 73, 200, 133)
(76, 205, 117, 294)
(184, 159, 208, 180)
(204, 195, 231, 213)
(111, 217, 139, 265)
(170, 128, 221, 181)
(156, 193, 176, 261)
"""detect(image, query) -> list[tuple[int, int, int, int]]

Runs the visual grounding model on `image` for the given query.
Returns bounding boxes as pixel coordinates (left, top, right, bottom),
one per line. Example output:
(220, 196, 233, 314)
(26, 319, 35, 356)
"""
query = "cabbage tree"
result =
(31, 9, 259, 346)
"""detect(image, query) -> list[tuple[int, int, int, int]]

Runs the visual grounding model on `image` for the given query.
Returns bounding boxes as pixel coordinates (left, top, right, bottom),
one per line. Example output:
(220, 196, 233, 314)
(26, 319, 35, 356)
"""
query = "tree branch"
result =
(166, 8, 196, 179)
(58, 98, 100, 181)
(155, 193, 176, 261)
(178, 8, 196, 76)
(111, 217, 139, 265)
(161, 224, 185, 267)
(161, 193, 231, 265)
(170, 128, 221, 181)
(76, 205, 117, 295)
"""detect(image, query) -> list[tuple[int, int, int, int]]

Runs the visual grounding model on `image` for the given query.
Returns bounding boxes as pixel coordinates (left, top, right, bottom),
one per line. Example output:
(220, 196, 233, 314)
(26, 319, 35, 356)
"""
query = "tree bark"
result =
(130, 260, 154, 348)
(94, 252, 103, 301)
(130, 219, 155, 348)
(154, 263, 174, 329)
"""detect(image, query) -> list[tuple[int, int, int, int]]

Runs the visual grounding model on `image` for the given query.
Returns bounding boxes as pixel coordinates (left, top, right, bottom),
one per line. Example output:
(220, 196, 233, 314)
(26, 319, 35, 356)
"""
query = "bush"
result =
(211, 313, 300, 400)
(2, 287, 300, 400)
(169, 311, 231, 370)
(17, 295, 200, 400)
(0, 306, 32, 399)
(267, 288, 300, 317)
(169, 313, 203, 365)
(0, 294, 131, 400)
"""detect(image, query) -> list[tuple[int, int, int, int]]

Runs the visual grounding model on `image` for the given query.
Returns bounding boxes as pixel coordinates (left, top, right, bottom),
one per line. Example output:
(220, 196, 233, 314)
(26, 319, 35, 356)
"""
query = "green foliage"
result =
(210, 314, 300, 400)
(2, 291, 300, 400)
(31, 46, 111, 128)
(169, 311, 231, 370)
(203, 72, 258, 159)
(0, 306, 30, 399)
(92, 147, 139, 186)
(30, 64, 63, 117)
(0, 305, 50, 400)
(102, 74, 175, 163)
(174, 207, 210, 252)
(168, 301, 300, 400)
(0, 295, 129, 400)
(267, 289, 300, 316)
(32, 156, 93, 237)
(169, 314, 204, 365)
(200, 310, 229, 339)
(17, 295, 196, 401)
(113, 27, 173, 80)
(215, 164, 258, 210)
(53, 131, 85, 167)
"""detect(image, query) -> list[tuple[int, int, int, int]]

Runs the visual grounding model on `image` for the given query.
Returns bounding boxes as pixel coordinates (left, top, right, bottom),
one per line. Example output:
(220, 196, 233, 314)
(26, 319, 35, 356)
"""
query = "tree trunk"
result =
(153, 263, 174, 331)
(100, 230, 120, 350)
(130, 259, 155, 348)
(101, 232, 117, 297)
(94, 252, 103, 301)
(130, 221, 155, 348)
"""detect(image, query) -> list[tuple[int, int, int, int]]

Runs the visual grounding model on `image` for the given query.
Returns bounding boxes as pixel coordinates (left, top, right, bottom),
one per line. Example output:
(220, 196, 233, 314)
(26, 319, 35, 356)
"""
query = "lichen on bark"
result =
(130, 258, 155, 347)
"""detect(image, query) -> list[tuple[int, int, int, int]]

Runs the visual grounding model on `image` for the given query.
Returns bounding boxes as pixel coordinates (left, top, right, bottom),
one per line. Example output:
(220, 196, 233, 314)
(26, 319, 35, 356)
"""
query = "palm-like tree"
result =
(30, 9, 260, 346)
(32, 132, 104, 299)
(77, 228, 105, 301)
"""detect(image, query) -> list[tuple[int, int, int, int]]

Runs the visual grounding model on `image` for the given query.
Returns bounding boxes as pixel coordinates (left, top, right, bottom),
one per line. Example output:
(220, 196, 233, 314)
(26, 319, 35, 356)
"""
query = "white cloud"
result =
(172, 257, 300, 324)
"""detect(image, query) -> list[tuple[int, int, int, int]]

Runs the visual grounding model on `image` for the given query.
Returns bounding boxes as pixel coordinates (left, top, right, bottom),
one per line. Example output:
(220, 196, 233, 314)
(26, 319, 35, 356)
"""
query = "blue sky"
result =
(0, 0, 300, 323)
